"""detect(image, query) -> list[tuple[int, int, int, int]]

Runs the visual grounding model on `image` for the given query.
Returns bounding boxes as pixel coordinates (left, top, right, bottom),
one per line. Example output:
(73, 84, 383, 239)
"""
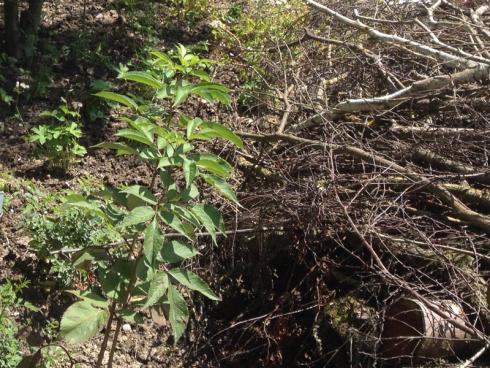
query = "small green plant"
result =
(169, 0, 210, 25)
(29, 99, 87, 171)
(23, 185, 118, 288)
(0, 282, 23, 368)
(0, 280, 38, 368)
(0, 77, 13, 105)
(210, 0, 307, 109)
(82, 80, 112, 123)
(55, 45, 242, 367)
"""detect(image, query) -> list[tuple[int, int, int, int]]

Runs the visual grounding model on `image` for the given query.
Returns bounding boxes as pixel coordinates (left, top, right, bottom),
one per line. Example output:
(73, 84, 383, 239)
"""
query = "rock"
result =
(95, 10, 121, 25)
(122, 323, 132, 333)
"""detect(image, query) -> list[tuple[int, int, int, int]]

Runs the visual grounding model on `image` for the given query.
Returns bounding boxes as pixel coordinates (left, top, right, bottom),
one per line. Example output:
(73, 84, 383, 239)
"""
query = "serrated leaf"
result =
(160, 170, 175, 189)
(120, 309, 144, 324)
(119, 71, 162, 89)
(142, 271, 168, 309)
(99, 260, 133, 301)
(95, 91, 138, 110)
(116, 129, 154, 146)
(160, 240, 199, 263)
(99, 270, 123, 300)
(182, 116, 203, 139)
(155, 84, 172, 99)
(202, 175, 240, 205)
(182, 156, 197, 188)
(119, 206, 155, 228)
(122, 185, 157, 205)
(144, 218, 164, 264)
(72, 247, 109, 270)
(191, 82, 231, 105)
(181, 183, 200, 201)
(167, 283, 189, 344)
(126, 194, 147, 210)
(191, 204, 224, 244)
(66, 290, 109, 309)
(173, 80, 193, 106)
(159, 210, 193, 239)
(194, 157, 231, 177)
(189, 69, 211, 82)
(172, 204, 200, 226)
(60, 301, 109, 343)
(151, 50, 173, 65)
(167, 268, 220, 301)
(92, 142, 137, 156)
(199, 122, 243, 148)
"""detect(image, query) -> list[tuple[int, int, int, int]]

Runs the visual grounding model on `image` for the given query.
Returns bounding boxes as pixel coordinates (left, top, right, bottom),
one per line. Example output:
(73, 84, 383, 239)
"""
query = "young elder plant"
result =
(29, 99, 87, 171)
(58, 45, 242, 366)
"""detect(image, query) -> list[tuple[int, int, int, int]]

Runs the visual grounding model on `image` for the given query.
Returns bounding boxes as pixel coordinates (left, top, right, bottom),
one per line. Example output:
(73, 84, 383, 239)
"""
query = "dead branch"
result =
(238, 131, 490, 233)
(305, 0, 482, 68)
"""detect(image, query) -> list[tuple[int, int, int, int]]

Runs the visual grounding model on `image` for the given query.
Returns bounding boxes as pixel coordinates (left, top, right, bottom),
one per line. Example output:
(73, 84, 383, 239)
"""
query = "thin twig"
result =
(50, 226, 285, 255)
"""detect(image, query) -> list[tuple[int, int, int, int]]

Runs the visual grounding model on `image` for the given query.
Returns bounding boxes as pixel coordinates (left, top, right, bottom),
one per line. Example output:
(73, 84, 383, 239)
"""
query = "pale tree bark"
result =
(303, 0, 490, 117)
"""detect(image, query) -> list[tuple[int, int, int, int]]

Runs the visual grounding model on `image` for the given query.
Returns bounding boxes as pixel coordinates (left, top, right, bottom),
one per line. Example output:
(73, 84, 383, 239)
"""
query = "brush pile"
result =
(204, 1, 490, 365)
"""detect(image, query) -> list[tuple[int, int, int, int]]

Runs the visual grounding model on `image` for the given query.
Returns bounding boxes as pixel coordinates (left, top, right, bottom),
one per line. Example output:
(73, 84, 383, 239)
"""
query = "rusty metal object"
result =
(380, 297, 477, 359)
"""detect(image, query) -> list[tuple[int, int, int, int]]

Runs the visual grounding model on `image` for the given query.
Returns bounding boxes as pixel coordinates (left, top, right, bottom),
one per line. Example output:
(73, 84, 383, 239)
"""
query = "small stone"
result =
(122, 323, 132, 333)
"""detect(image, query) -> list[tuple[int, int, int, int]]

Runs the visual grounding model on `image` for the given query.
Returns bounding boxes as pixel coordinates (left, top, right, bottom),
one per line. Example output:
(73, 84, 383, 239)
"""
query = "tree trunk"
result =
(4, 0, 20, 58)
(20, 0, 45, 57)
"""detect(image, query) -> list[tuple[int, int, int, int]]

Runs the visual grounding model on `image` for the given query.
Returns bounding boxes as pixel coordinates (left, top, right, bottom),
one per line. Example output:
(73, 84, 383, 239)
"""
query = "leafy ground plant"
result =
(0, 280, 38, 368)
(57, 45, 242, 367)
(29, 98, 87, 171)
(23, 182, 117, 289)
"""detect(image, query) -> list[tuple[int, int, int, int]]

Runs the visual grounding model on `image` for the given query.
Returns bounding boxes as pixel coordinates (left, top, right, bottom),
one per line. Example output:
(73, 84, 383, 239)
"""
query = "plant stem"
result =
(107, 317, 123, 367)
(149, 164, 159, 190)
(106, 235, 141, 367)
(95, 300, 117, 368)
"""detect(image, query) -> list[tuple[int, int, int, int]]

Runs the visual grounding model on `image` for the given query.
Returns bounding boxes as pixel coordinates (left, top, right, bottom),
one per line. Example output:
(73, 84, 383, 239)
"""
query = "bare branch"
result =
(305, 0, 478, 68)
